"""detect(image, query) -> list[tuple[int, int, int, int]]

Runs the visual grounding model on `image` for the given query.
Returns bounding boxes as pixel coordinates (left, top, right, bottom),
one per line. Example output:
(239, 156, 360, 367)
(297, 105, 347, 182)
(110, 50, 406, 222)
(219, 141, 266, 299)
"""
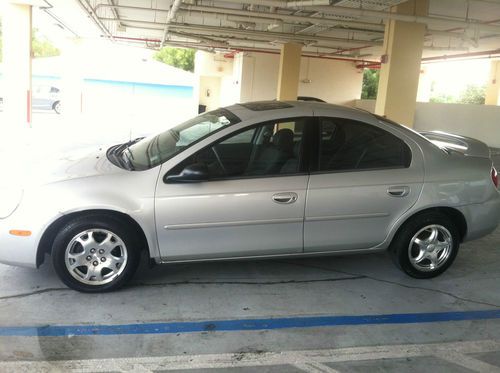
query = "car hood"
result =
(2, 145, 126, 190)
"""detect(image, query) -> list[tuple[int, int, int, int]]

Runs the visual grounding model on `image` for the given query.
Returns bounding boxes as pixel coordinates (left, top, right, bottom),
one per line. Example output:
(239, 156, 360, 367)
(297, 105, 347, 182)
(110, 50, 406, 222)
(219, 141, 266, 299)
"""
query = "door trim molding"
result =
(305, 212, 389, 222)
(164, 217, 303, 230)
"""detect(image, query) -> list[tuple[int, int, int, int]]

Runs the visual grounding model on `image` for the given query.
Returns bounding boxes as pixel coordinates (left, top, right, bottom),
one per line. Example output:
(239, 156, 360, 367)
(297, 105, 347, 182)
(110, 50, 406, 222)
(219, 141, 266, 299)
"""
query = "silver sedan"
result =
(1, 101, 499, 292)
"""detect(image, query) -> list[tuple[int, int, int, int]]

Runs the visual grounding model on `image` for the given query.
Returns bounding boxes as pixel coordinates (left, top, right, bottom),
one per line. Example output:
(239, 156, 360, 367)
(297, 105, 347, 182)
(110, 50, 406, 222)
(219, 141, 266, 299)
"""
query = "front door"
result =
(155, 117, 314, 261)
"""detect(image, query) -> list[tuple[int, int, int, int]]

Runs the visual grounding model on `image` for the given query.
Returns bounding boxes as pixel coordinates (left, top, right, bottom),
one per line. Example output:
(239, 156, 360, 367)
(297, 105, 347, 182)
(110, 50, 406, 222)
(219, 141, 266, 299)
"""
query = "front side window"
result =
(168, 118, 310, 180)
(319, 117, 411, 172)
(120, 108, 240, 170)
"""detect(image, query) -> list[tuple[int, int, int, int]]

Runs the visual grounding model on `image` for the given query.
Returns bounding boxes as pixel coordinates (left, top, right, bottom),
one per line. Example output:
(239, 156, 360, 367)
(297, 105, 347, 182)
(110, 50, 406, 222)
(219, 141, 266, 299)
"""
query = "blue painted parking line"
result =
(0, 309, 499, 337)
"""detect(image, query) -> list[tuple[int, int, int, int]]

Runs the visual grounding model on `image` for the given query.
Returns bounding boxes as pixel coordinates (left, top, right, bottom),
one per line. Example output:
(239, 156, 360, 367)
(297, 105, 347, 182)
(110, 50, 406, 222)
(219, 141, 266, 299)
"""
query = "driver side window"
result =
(170, 118, 309, 180)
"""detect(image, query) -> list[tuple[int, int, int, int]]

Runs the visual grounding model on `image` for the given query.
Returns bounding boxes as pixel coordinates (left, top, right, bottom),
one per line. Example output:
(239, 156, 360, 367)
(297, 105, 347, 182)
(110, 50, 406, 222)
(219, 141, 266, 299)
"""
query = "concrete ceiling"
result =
(39, 0, 500, 65)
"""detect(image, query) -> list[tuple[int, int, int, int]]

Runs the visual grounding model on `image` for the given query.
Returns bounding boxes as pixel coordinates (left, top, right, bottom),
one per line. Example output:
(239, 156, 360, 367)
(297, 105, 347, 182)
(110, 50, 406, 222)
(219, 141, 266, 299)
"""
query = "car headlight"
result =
(0, 188, 23, 219)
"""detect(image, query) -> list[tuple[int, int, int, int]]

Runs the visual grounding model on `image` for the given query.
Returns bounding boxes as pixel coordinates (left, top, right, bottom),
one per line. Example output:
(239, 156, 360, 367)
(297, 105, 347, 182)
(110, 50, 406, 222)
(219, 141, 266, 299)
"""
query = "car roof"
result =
(225, 100, 374, 122)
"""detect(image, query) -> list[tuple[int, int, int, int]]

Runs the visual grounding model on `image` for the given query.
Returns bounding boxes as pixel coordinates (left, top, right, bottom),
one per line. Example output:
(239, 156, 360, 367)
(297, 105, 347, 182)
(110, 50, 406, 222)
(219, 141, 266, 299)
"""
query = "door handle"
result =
(272, 192, 298, 204)
(387, 186, 410, 197)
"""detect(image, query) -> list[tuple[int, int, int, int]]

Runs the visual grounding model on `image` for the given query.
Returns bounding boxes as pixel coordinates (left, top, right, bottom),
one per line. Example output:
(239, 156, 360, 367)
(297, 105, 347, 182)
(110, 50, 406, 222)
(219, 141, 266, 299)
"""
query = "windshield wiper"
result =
(121, 148, 135, 170)
(110, 137, 145, 170)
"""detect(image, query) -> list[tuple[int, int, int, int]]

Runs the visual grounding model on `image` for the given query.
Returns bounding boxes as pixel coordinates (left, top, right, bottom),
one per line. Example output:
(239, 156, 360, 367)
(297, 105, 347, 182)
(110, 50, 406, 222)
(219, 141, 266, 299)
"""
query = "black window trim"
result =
(309, 116, 413, 175)
(164, 116, 316, 183)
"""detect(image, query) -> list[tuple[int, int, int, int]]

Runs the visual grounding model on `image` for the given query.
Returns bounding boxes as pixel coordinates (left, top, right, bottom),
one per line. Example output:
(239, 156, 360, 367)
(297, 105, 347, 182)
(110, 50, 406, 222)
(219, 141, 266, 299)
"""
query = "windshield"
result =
(116, 108, 240, 170)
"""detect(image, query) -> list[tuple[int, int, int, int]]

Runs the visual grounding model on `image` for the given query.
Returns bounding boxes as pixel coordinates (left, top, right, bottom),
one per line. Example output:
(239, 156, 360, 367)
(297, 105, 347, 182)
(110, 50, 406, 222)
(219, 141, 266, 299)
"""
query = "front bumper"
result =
(0, 208, 59, 268)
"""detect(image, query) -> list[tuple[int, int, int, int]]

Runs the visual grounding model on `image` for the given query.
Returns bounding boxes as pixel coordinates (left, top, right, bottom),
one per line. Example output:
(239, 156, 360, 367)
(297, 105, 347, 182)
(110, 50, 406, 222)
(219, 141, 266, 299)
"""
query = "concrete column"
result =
(59, 38, 84, 120)
(375, 0, 429, 127)
(276, 43, 302, 101)
(2, 2, 32, 128)
(485, 60, 500, 106)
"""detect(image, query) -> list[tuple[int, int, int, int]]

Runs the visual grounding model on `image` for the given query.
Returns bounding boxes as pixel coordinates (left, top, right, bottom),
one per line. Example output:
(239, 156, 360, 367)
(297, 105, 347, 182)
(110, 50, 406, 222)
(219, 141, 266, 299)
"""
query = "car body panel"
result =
(303, 106, 425, 252)
(155, 175, 308, 260)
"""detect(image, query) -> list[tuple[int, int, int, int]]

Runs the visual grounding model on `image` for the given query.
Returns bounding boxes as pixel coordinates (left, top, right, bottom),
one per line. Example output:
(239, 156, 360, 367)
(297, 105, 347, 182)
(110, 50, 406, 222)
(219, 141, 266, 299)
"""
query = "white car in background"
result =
(0, 85, 61, 114)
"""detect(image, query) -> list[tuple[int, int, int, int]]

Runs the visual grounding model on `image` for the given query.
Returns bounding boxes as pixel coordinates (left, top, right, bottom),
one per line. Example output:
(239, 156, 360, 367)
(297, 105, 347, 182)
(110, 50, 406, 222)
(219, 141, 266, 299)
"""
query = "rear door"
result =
(304, 115, 424, 252)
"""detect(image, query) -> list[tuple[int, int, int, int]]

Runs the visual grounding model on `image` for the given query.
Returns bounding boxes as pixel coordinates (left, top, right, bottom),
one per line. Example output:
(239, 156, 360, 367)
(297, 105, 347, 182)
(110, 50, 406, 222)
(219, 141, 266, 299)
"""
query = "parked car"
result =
(297, 96, 326, 102)
(0, 101, 499, 292)
(0, 85, 61, 113)
(32, 85, 61, 114)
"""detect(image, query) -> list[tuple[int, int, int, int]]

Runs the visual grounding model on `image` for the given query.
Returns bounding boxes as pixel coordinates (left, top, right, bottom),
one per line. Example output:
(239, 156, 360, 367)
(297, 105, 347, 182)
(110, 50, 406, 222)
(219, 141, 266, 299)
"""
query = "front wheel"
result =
(52, 216, 140, 292)
(390, 212, 460, 278)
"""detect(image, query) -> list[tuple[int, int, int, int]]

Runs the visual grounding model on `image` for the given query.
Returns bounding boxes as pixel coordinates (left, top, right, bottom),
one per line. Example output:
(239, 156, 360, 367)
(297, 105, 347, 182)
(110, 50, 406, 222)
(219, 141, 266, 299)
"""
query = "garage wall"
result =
(199, 76, 221, 111)
(298, 57, 364, 105)
(234, 52, 363, 105)
(355, 99, 500, 148)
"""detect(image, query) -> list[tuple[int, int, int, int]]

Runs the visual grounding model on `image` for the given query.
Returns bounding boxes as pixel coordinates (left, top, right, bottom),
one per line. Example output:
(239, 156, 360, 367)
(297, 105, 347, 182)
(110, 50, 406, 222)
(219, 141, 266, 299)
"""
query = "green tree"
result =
(361, 68, 379, 99)
(458, 84, 486, 105)
(32, 30, 59, 58)
(430, 93, 456, 104)
(0, 18, 59, 61)
(153, 47, 195, 72)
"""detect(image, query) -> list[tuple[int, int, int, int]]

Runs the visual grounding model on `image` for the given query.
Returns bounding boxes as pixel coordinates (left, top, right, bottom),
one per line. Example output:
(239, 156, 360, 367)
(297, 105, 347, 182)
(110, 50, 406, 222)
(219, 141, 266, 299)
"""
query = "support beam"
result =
(375, 0, 429, 127)
(277, 43, 302, 101)
(2, 2, 32, 128)
(485, 60, 500, 105)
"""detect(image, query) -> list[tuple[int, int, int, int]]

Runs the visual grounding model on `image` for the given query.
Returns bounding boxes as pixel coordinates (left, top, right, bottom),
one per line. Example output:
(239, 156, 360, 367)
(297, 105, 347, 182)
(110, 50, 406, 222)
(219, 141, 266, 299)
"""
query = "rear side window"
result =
(319, 117, 411, 172)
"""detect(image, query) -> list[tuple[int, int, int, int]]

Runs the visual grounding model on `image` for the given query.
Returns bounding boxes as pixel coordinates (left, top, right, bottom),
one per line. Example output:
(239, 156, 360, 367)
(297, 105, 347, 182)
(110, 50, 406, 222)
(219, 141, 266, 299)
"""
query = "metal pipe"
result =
(161, 0, 182, 46)
(99, 17, 382, 46)
(356, 48, 500, 68)
(166, 23, 382, 46)
(304, 5, 500, 34)
(95, 4, 169, 15)
(222, 0, 500, 33)
(93, 2, 485, 45)
(75, 0, 113, 38)
(98, 3, 484, 43)
(286, 0, 331, 5)
(179, 5, 385, 32)
(168, 31, 229, 48)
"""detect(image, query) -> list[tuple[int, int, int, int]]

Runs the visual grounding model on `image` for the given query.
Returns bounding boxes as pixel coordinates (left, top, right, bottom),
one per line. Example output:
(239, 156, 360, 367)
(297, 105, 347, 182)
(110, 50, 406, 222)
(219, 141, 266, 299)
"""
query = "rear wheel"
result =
(53, 101, 61, 114)
(52, 216, 140, 292)
(390, 212, 460, 278)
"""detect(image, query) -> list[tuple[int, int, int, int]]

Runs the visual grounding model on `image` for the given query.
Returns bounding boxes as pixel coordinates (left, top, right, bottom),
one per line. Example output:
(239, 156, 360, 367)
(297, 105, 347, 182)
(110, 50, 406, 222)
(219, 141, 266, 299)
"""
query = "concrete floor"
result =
(0, 154, 498, 372)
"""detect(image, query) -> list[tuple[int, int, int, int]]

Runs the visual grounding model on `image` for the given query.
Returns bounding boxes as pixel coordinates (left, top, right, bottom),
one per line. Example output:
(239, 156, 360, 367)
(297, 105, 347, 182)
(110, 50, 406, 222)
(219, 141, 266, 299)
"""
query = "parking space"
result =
(2, 0, 500, 371)
(0, 191, 499, 371)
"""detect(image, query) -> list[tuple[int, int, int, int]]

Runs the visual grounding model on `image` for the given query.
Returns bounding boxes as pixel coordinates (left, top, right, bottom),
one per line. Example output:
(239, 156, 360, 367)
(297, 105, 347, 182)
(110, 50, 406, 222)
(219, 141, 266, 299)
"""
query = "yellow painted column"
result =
(2, 1, 32, 128)
(276, 43, 302, 101)
(375, 0, 429, 127)
(485, 60, 500, 106)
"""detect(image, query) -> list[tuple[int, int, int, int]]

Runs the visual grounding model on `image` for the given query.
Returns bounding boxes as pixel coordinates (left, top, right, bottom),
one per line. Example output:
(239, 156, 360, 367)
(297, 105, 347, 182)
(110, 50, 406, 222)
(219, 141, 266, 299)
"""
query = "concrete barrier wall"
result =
(355, 100, 500, 148)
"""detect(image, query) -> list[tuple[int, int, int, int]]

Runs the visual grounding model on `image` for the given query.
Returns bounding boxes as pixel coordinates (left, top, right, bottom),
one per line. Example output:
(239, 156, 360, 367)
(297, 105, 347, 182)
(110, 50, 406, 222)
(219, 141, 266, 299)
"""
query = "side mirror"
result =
(165, 163, 209, 183)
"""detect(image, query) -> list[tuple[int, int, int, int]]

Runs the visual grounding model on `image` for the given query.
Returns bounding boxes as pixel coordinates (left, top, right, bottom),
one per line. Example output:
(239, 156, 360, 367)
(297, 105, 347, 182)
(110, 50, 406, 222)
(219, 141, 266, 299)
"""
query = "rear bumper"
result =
(459, 193, 500, 242)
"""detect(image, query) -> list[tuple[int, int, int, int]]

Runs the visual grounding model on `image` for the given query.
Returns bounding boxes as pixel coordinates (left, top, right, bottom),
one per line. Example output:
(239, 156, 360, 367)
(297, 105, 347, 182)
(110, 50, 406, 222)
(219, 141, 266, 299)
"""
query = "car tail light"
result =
(492, 167, 499, 189)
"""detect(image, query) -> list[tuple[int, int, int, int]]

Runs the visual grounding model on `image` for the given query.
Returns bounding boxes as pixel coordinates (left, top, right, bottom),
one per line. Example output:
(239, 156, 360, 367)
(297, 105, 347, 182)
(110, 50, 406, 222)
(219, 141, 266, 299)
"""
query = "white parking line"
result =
(438, 352, 500, 373)
(0, 340, 498, 372)
(295, 361, 342, 373)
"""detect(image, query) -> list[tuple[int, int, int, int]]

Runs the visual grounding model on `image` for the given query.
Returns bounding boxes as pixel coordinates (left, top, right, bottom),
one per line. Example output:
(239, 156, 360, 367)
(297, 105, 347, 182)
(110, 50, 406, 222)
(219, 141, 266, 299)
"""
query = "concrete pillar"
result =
(485, 60, 500, 106)
(276, 43, 302, 101)
(375, 0, 429, 127)
(2, 2, 32, 128)
(59, 38, 84, 120)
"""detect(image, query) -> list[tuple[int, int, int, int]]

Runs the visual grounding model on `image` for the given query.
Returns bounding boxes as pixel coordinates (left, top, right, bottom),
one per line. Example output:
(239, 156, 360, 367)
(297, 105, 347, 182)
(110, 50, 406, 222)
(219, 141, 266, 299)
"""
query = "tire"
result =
(53, 101, 61, 114)
(52, 215, 141, 292)
(390, 212, 460, 279)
